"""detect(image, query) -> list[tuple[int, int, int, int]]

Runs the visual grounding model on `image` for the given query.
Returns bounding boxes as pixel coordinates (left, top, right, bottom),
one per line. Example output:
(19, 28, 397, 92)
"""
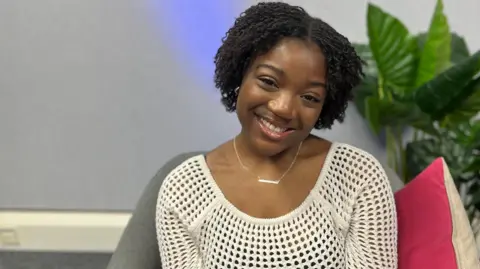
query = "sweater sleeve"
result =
(345, 161, 398, 269)
(156, 184, 202, 269)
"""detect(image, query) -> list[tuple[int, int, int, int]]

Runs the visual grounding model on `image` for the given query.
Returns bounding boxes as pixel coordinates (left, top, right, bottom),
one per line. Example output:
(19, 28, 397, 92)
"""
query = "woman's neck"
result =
(234, 132, 304, 170)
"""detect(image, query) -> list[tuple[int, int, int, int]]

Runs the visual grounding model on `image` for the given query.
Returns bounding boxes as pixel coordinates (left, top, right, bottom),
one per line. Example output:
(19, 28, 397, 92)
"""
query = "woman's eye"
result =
(302, 95, 321, 103)
(259, 78, 278, 88)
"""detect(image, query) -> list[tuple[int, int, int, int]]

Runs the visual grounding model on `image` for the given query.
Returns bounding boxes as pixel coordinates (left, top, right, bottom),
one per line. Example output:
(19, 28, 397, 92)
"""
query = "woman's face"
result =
(236, 37, 327, 156)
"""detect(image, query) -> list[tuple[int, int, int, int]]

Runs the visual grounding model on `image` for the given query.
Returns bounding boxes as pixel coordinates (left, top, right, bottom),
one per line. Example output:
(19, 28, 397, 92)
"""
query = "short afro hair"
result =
(214, 2, 364, 129)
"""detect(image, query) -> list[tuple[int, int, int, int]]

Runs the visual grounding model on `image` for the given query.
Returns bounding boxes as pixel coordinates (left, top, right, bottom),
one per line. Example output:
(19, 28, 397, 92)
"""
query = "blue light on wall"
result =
(155, 0, 237, 87)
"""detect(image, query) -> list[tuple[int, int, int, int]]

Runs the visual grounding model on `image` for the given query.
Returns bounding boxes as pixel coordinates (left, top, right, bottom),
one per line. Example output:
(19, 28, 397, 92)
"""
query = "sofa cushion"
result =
(395, 157, 479, 269)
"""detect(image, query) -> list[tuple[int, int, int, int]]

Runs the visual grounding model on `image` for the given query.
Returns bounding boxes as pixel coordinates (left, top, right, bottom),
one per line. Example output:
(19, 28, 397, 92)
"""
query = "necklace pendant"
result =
(258, 178, 280, 184)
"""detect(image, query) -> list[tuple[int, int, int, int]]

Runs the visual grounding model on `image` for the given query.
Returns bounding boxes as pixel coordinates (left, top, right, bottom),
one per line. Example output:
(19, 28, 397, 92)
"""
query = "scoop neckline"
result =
(197, 142, 338, 225)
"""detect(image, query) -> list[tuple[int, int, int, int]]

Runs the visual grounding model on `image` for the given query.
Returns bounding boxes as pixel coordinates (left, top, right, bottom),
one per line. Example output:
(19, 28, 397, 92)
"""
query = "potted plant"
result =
(352, 0, 480, 227)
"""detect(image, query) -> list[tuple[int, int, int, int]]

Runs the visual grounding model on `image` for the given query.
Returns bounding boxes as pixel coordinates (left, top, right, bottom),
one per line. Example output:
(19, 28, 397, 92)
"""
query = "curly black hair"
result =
(214, 2, 364, 129)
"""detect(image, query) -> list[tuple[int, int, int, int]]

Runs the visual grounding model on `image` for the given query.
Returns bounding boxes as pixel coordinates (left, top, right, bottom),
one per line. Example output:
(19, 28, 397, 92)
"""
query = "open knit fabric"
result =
(156, 143, 398, 269)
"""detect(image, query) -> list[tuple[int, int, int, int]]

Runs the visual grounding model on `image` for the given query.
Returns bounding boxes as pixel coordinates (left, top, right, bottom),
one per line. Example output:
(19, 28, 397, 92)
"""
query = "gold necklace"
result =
(233, 136, 303, 184)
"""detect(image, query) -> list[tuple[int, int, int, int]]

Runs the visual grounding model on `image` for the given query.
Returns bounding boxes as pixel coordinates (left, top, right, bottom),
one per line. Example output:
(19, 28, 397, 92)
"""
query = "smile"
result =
(256, 116, 295, 140)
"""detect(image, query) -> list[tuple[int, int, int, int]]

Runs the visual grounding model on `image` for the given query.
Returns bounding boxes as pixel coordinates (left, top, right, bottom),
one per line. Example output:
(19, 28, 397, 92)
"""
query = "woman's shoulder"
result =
(158, 154, 210, 201)
(304, 136, 382, 166)
(327, 142, 390, 186)
(330, 142, 382, 163)
(157, 154, 219, 227)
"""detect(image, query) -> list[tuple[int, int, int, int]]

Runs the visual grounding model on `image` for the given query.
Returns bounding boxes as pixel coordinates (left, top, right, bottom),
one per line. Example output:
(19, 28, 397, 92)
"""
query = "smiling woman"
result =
(155, 2, 398, 269)
(233, 38, 328, 157)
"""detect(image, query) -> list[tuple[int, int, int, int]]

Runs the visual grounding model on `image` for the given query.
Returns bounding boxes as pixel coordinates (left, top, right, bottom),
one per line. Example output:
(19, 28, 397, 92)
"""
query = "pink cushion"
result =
(395, 157, 479, 269)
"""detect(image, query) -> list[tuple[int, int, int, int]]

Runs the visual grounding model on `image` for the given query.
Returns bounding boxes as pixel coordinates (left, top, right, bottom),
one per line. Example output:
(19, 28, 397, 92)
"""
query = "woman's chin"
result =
(247, 135, 295, 158)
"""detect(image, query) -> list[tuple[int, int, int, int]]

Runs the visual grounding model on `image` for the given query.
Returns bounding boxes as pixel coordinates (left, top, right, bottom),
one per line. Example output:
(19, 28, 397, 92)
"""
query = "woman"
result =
(156, 2, 397, 268)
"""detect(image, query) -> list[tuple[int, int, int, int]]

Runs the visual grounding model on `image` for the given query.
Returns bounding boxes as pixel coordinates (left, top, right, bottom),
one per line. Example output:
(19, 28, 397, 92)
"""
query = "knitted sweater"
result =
(156, 143, 398, 269)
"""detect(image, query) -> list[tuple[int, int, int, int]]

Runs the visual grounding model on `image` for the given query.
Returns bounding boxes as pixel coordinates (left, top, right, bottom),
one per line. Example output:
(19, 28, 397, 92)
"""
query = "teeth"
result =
(260, 118, 286, 133)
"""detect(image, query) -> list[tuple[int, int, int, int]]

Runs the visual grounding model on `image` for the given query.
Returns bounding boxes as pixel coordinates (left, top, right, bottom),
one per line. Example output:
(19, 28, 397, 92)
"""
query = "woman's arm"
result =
(345, 164, 398, 269)
(156, 203, 202, 269)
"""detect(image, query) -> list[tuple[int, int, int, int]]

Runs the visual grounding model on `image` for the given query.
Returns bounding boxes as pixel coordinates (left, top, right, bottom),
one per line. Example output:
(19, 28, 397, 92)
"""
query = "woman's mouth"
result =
(256, 116, 295, 140)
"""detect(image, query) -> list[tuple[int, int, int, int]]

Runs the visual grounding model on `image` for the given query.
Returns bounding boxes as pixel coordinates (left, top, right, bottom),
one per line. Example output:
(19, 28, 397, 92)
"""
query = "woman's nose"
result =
(267, 93, 295, 120)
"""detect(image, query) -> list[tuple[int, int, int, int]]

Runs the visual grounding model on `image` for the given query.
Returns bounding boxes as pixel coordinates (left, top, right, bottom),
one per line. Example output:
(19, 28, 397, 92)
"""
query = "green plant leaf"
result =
(443, 120, 480, 147)
(405, 139, 439, 179)
(367, 4, 417, 93)
(462, 120, 480, 149)
(415, 0, 451, 87)
(410, 118, 440, 137)
(362, 95, 437, 135)
(380, 102, 438, 136)
(443, 77, 480, 125)
(466, 180, 480, 220)
(353, 43, 378, 77)
(414, 50, 480, 119)
(466, 180, 480, 223)
(405, 138, 469, 181)
(406, 119, 479, 181)
(416, 32, 470, 65)
(465, 159, 480, 173)
(353, 75, 378, 117)
(450, 33, 471, 64)
(365, 96, 381, 134)
(471, 121, 480, 148)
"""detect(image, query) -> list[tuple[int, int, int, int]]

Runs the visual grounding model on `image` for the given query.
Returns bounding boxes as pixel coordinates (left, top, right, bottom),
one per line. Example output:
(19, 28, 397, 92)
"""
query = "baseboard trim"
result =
(2, 210, 478, 253)
(0, 211, 131, 252)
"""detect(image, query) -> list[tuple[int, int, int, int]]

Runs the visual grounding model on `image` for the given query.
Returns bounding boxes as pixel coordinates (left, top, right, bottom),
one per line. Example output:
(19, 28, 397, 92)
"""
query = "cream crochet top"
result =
(156, 143, 398, 268)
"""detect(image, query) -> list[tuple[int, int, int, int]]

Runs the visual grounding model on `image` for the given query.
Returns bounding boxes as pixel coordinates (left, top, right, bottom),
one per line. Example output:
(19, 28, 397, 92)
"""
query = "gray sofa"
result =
(106, 151, 403, 269)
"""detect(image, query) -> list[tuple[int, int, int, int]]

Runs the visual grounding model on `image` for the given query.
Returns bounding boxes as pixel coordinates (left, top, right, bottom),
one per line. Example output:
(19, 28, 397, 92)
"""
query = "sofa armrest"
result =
(106, 152, 203, 269)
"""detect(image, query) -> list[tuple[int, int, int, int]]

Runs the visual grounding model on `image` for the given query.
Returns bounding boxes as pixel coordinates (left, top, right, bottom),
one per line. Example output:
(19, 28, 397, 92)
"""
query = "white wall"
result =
(259, 0, 480, 49)
(0, 0, 478, 211)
